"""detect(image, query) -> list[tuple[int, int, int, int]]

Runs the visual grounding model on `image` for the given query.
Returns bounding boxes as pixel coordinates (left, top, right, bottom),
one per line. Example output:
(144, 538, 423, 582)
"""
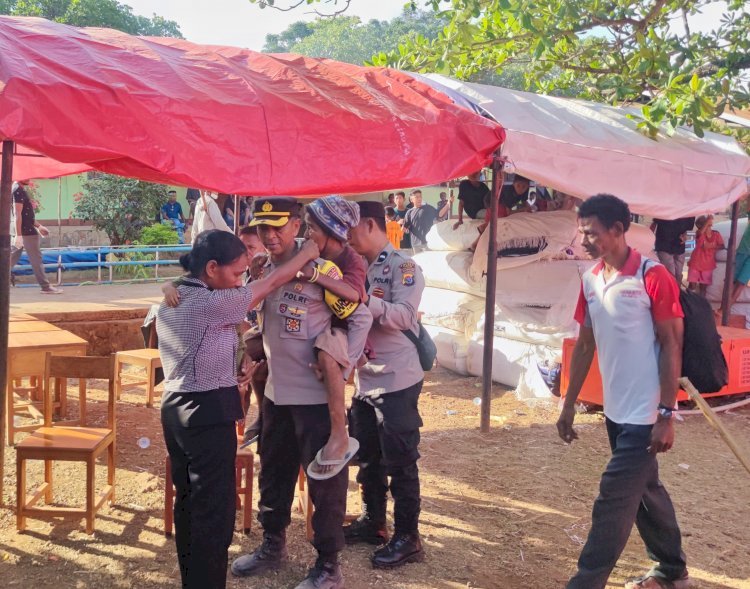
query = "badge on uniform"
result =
(372, 287, 385, 299)
(285, 318, 301, 332)
(279, 303, 288, 314)
(402, 273, 414, 286)
(399, 261, 416, 272)
(293, 283, 304, 293)
(382, 265, 390, 275)
(376, 251, 388, 264)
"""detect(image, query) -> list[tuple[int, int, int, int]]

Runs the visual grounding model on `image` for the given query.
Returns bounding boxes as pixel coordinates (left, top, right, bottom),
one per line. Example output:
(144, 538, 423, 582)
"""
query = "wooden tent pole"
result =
(233, 194, 240, 234)
(480, 152, 503, 433)
(0, 140, 15, 505)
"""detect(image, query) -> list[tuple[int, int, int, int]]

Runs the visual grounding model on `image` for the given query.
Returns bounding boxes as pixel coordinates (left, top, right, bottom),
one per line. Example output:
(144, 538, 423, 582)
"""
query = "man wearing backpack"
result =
(346, 201, 426, 569)
(558, 194, 689, 589)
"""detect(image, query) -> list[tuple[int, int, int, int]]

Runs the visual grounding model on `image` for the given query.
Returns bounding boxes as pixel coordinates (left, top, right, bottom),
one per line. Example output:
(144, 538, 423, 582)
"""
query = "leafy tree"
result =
(2, 0, 183, 37)
(74, 174, 169, 245)
(263, 9, 447, 66)
(375, 0, 750, 138)
(252, 0, 750, 138)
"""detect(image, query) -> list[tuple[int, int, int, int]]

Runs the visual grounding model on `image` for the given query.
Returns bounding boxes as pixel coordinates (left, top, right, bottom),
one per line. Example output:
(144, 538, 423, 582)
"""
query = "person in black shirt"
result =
(453, 171, 490, 229)
(10, 181, 61, 293)
(650, 217, 696, 284)
(403, 190, 438, 253)
(499, 175, 531, 211)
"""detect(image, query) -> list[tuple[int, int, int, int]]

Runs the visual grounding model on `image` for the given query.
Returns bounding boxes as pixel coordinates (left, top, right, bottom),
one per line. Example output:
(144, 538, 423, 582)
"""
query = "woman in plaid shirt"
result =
(157, 229, 318, 589)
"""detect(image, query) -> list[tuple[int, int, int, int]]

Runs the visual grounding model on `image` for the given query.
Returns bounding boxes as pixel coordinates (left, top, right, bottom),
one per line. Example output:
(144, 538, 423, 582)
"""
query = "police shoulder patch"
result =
(399, 261, 416, 272)
(402, 273, 415, 286)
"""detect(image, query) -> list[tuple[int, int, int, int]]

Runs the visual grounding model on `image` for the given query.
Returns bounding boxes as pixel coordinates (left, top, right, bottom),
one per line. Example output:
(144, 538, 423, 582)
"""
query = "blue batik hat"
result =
(307, 195, 360, 242)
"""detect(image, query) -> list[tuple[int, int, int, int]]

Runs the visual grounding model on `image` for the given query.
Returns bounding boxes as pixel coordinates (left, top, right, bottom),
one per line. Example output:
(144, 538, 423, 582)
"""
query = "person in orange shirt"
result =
(385, 206, 404, 249)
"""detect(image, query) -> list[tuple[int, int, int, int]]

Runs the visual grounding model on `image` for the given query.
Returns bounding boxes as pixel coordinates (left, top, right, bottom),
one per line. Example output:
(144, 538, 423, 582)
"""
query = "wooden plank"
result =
(8, 330, 87, 348)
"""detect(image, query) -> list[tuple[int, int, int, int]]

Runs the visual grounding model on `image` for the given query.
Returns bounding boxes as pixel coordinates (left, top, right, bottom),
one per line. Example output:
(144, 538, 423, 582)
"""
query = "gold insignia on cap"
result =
(262, 202, 273, 212)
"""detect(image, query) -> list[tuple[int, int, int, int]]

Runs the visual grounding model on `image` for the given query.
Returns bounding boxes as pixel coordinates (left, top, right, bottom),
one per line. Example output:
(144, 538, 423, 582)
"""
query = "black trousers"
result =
(161, 388, 243, 589)
(567, 419, 687, 589)
(349, 381, 423, 534)
(257, 397, 348, 558)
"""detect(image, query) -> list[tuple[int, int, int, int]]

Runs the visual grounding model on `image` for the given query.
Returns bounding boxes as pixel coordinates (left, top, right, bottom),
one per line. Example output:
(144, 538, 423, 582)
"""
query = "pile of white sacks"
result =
(415, 212, 656, 398)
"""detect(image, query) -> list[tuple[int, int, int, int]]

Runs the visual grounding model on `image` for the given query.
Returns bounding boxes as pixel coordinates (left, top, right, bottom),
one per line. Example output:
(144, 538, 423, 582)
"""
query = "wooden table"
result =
(9, 313, 37, 321)
(6, 330, 88, 445)
(8, 321, 61, 334)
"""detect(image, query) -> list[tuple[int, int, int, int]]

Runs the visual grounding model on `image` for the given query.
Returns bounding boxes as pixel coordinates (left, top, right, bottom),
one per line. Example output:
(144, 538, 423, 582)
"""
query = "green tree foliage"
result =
(253, 0, 750, 139)
(263, 10, 447, 66)
(74, 175, 169, 245)
(138, 223, 180, 246)
(376, 0, 750, 138)
(2, 0, 182, 37)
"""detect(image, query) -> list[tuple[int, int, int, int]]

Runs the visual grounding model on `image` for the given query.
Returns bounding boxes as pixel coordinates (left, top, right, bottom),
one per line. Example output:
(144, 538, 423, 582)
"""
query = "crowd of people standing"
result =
(157, 195, 428, 589)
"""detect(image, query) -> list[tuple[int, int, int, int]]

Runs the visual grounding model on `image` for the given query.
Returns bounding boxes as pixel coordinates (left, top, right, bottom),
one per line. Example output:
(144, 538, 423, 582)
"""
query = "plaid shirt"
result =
(156, 277, 253, 392)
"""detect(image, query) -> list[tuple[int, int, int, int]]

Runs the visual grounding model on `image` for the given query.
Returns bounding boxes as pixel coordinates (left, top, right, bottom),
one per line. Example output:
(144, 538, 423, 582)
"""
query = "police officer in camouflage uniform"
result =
(231, 198, 371, 589)
(345, 200, 426, 569)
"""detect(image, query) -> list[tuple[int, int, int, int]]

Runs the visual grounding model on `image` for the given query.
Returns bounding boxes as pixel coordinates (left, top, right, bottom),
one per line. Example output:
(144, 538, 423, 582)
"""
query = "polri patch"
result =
(372, 287, 385, 299)
(285, 318, 301, 332)
(402, 273, 414, 286)
(399, 261, 416, 272)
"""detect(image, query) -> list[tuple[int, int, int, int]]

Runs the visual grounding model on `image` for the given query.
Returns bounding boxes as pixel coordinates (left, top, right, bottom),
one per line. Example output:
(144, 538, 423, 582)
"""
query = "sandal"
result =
(625, 573, 689, 589)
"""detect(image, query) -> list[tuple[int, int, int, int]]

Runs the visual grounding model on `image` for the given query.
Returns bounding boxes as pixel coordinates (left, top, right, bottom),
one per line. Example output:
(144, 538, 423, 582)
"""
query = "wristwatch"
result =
(657, 404, 674, 420)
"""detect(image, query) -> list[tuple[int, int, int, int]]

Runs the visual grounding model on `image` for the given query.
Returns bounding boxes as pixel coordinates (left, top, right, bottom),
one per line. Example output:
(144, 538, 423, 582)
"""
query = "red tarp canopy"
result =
(3, 145, 92, 181)
(0, 16, 504, 194)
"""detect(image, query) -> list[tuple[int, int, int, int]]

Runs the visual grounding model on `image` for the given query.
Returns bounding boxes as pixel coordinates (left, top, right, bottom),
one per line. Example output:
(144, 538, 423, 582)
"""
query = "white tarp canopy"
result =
(424, 74, 750, 219)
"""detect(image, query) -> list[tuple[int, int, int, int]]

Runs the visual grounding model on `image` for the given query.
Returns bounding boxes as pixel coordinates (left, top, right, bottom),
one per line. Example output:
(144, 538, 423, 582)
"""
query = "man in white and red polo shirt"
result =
(558, 194, 689, 589)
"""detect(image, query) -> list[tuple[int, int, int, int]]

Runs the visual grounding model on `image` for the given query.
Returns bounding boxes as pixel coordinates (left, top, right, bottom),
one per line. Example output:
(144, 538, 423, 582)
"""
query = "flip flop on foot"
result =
(307, 437, 359, 481)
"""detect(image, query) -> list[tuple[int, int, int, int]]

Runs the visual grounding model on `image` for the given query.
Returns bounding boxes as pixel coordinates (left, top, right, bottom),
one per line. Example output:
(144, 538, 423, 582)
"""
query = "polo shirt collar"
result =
(591, 247, 640, 277)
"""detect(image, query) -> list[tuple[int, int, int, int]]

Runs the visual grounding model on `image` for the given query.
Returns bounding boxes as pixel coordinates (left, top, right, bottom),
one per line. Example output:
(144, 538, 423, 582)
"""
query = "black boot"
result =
(343, 514, 389, 545)
(371, 532, 425, 569)
(293, 556, 344, 589)
(230, 531, 287, 577)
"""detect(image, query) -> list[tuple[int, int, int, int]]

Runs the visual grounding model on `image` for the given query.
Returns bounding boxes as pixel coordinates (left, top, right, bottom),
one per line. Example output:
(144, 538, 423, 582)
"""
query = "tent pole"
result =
(57, 177, 62, 246)
(0, 140, 15, 505)
(721, 199, 741, 326)
(480, 152, 503, 433)
(233, 194, 239, 234)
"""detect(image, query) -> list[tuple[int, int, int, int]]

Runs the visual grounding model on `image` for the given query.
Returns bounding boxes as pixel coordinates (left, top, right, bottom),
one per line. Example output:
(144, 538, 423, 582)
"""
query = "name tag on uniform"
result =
(282, 290, 309, 305)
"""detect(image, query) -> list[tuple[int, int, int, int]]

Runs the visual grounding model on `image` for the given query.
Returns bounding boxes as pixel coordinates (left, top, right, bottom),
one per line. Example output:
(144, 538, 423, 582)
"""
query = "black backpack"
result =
(679, 288, 727, 393)
(642, 260, 727, 393)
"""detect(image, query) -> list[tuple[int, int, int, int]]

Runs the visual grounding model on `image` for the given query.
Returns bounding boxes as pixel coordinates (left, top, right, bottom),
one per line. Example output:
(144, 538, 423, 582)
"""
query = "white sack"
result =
(413, 250, 485, 295)
(714, 218, 747, 263)
(426, 219, 485, 251)
(705, 262, 748, 303)
(423, 324, 470, 375)
(465, 335, 558, 398)
(419, 287, 485, 337)
(473, 316, 578, 348)
(470, 210, 580, 279)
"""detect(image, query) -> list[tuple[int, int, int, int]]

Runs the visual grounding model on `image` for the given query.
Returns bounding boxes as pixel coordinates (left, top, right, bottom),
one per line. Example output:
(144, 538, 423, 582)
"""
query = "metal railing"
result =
(12, 243, 191, 286)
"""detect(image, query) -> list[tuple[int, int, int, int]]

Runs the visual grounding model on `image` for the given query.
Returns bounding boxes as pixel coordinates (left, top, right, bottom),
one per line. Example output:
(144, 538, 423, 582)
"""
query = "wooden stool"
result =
(296, 468, 359, 542)
(115, 349, 162, 407)
(164, 444, 254, 536)
(296, 467, 314, 541)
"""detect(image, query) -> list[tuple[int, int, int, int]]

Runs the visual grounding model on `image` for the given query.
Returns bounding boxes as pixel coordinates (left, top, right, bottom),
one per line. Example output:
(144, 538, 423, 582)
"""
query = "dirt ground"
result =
(2, 366, 750, 589)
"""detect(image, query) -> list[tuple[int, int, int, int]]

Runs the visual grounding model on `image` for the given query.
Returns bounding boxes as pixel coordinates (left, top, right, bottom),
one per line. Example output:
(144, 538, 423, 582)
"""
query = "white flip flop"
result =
(306, 437, 360, 481)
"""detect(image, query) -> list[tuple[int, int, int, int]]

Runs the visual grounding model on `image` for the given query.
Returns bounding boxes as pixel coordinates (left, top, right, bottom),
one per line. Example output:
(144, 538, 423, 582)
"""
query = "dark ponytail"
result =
(183, 230, 247, 278)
